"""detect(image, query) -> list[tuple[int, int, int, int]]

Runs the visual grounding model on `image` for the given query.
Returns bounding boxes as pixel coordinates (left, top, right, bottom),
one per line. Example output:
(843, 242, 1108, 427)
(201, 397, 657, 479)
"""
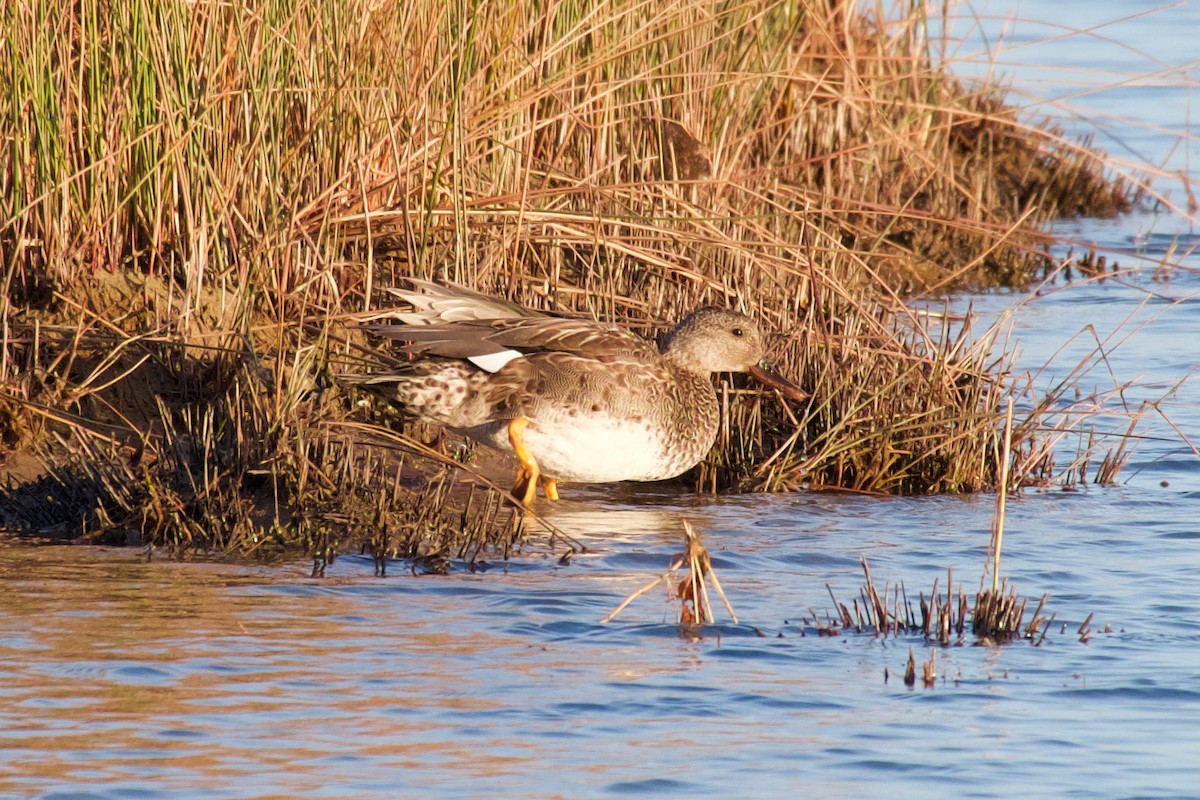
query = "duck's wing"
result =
(362, 316, 660, 364)
(364, 282, 662, 366)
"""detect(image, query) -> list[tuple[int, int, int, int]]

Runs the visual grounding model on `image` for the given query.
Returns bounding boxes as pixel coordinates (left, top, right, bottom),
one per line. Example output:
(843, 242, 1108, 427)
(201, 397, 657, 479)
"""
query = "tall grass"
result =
(0, 0, 1136, 556)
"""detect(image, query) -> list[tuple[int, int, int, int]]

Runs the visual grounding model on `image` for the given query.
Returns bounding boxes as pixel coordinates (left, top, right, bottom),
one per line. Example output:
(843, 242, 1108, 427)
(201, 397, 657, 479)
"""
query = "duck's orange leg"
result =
(507, 417, 540, 505)
(540, 477, 559, 501)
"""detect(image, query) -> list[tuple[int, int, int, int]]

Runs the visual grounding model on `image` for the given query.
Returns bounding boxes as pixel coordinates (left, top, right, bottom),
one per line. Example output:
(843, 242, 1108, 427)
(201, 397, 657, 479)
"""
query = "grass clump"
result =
(1, 0, 1135, 558)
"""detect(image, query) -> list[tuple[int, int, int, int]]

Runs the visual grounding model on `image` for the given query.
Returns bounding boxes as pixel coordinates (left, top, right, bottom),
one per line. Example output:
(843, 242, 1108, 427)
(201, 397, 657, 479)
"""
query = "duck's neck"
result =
(661, 343, 714, 378)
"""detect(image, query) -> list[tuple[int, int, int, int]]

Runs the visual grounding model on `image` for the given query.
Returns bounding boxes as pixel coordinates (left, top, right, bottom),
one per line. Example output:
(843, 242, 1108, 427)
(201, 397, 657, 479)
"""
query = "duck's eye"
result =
(731, 327, 745, 337)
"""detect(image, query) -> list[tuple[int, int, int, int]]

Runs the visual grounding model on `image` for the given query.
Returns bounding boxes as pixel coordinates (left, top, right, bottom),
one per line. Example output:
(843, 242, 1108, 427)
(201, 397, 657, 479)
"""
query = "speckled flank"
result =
(359, 364, 498, 430)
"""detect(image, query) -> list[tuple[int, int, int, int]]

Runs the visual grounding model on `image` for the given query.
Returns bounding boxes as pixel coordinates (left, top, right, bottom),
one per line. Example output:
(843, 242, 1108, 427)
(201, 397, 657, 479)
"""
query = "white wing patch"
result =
(467, 349, 524, 373)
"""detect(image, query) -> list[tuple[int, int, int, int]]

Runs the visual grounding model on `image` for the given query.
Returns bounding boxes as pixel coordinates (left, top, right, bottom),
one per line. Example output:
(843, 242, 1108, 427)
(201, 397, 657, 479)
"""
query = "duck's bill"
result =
(748, 362, 807, 402)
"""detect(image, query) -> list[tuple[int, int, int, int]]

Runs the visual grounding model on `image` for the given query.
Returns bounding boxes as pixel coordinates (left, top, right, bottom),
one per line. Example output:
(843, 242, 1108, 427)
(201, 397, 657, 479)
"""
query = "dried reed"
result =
(602, 521, 736, 626)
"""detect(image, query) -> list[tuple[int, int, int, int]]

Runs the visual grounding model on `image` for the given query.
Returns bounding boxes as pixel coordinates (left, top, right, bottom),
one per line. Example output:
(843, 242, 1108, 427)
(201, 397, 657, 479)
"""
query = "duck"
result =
(343, 280, 803, 504)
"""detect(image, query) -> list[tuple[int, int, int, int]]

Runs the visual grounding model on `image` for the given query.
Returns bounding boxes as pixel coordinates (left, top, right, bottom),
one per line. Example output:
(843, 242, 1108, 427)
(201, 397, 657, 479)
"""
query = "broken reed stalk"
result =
(970, 396, 1033, 640)
(601, 521, 737, 626)
(678, 521, 737, 625)
(991, 397, 1015, 593)
(1077, 612, 1095, 643)
(900, 646, 940, 689)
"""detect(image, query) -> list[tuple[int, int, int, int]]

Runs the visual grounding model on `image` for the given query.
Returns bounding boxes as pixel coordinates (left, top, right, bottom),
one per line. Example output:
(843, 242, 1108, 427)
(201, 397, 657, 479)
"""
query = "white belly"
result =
(463, 416, 677, 483)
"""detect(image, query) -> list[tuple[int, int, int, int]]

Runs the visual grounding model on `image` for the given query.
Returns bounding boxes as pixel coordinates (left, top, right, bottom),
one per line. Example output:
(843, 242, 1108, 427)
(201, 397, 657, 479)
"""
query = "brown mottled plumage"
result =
(343, 281, 803, 503)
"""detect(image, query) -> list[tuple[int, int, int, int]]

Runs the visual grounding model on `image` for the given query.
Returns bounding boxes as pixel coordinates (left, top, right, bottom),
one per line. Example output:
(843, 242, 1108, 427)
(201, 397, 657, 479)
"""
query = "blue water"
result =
(2, 2, 1198, 798)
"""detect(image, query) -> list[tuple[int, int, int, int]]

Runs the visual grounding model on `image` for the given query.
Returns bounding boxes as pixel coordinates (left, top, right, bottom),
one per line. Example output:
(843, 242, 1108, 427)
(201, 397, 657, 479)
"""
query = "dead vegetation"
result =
(1, 0, 1136, 559)
(814, 558, 1053, 647)
(600, 518, 1089, 671)
(602, 521, 736, 626)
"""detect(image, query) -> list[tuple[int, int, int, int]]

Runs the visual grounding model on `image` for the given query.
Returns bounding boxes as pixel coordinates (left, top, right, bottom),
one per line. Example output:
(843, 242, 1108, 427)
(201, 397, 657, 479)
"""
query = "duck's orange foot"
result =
(508, 418, 540, 506)
(510, 471, 560, 505)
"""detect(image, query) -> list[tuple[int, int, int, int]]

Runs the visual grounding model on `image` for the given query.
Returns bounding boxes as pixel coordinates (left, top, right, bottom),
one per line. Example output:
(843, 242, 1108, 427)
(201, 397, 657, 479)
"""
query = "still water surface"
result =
(2, 2, 1198, 798)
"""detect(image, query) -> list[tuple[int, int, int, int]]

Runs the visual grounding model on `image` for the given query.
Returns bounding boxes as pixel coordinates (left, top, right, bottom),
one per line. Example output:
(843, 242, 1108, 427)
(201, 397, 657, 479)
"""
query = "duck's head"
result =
(662, 308, 805, 400)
